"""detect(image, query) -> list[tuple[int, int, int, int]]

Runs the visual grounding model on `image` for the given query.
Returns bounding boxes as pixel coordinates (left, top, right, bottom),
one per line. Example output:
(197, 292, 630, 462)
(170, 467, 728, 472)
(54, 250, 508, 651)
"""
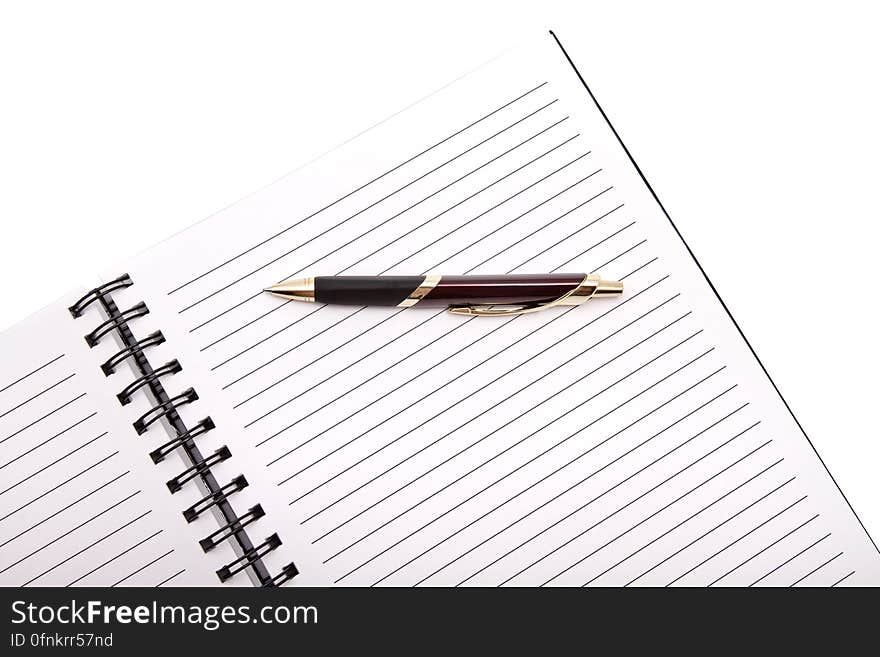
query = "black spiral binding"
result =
(69, 274, 298, 586)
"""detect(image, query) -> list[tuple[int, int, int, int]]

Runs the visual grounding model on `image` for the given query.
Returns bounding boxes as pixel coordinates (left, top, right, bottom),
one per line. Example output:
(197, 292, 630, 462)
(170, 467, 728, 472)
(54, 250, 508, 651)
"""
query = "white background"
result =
(1, 1, 878, 547)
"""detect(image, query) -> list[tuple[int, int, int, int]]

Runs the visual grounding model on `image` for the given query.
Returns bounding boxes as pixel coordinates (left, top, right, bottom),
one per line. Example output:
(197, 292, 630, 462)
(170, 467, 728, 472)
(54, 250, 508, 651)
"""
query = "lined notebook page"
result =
(120, 33, 880, 586)
(0, 300, 212, 586)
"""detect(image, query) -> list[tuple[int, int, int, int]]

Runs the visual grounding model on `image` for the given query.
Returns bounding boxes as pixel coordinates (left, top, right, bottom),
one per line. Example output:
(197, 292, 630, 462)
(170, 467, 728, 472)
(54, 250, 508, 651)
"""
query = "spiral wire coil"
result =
(69, 274, 298, 586)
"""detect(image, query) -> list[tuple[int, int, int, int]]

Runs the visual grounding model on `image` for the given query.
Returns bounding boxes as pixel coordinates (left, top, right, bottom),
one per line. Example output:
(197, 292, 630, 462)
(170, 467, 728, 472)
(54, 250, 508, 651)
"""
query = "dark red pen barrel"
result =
(419, 273, 584, 307)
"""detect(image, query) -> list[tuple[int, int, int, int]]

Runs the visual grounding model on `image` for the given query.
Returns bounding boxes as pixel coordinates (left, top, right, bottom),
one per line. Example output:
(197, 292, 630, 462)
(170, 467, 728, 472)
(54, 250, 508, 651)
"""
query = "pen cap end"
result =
(593, 279, 624, 297)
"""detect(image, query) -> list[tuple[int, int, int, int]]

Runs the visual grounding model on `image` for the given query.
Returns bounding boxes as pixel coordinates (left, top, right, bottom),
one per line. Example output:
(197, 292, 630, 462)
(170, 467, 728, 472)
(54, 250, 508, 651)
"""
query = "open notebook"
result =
(2, 32, 877, 587)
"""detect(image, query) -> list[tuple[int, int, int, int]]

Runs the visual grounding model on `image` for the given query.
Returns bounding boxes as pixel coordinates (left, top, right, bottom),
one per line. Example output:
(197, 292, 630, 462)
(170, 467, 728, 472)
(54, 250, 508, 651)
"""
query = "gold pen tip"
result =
(263, 277, 316, 302)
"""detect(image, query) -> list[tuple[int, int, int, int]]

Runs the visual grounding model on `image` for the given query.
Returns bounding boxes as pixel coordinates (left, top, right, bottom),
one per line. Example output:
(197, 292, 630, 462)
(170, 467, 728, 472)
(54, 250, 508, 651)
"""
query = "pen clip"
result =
(447, 273, 603, 317)
(447, 300, 552, 316)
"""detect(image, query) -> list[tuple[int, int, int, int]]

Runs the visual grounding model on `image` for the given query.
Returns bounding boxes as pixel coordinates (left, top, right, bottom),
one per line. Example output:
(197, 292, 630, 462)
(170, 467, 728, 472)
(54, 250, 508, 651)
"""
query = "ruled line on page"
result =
(367, 368, 739, 585)
(789, 552, 844, 587)
(205, 165, 616, 362)
(0, 354, 64, 396)
(405, 387, 742, 584)
(578, 451, 785, 587)
(207, 129, 586, 366)
(343, 133, 582, 275)
(442, 411, 755, 586)
(217, 305, 367, 377)
(178, 116, 628, 517)
(23, 509, 152, 586)
(156, 569, 186, 587)
(0, 349, 193, 587)
(261, 309, 493, 452)
(619, 258, 658, 282)
(364, 430, 768, 586)
(189, 145, 766, 588)
(333, 332, 714, 584)
(0, 433, 109, 498)
(0, 394, 89, 447)
(167, 80, 550, 296)
(326, 348, 728, 562)
(251, 204, 636, 456)
(185, 86, 566, 331)
(420, 183, 614, 276)
(221, 223, 634, 443)
(530, 438, 774, 586)
(0, 413, 99, 470)
(245, 238, 639, 450)
(749, 533, 833, 586)
(281, 279, 657, 497)
(0, 451, 119, 523)
(191, 189, 679, 582)
(0, 470, 131, 550)
(238, 194, 623, 433)
(509, 204, 625, 273)
(0, 373, 76, 420)
(624, 485, 806, 586)
(285, 269, 667, 485)
(208, 130, 587, 365)
(378, 357, 730, 586)
(66, 530, 164, 586)
(0, 491, 142, 576)
(489, 427, 767, 586)
(202, 299, 325, 354)
(592, 239, 647, 272)
(111, 545, 174, 587)
(319, 311, 690, 530)
(180, 101, 568, 315)
(242, 307, 464, 415)
(225, 188, 619, 433)
(143, 46, 876, 587)
(831, 571, 855, 587)
(700, 514, 821, 587)
(233, 186, 619, 414)
(293, 284, 686, 510)
(190, 197, 672, 584)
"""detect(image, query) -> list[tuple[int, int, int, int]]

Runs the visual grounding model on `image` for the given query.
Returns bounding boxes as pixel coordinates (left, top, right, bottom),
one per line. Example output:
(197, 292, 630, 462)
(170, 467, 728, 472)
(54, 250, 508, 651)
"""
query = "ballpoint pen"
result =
(264, 273, 623, 316)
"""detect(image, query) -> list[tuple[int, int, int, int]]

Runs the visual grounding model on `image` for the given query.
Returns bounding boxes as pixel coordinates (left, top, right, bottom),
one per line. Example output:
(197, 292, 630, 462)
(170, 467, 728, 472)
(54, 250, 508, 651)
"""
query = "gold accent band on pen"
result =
(398, 274, 442, 307)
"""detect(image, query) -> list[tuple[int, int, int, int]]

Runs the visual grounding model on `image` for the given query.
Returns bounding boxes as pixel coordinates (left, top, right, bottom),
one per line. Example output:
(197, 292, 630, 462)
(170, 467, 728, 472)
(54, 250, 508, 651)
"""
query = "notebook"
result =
(1, 31, 877, 587)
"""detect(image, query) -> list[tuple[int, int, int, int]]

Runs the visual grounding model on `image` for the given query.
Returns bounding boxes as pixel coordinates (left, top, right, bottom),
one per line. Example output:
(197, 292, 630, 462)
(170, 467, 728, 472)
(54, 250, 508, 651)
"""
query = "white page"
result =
(85, 32, 880, 586)
(0, 295, 216, 586)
